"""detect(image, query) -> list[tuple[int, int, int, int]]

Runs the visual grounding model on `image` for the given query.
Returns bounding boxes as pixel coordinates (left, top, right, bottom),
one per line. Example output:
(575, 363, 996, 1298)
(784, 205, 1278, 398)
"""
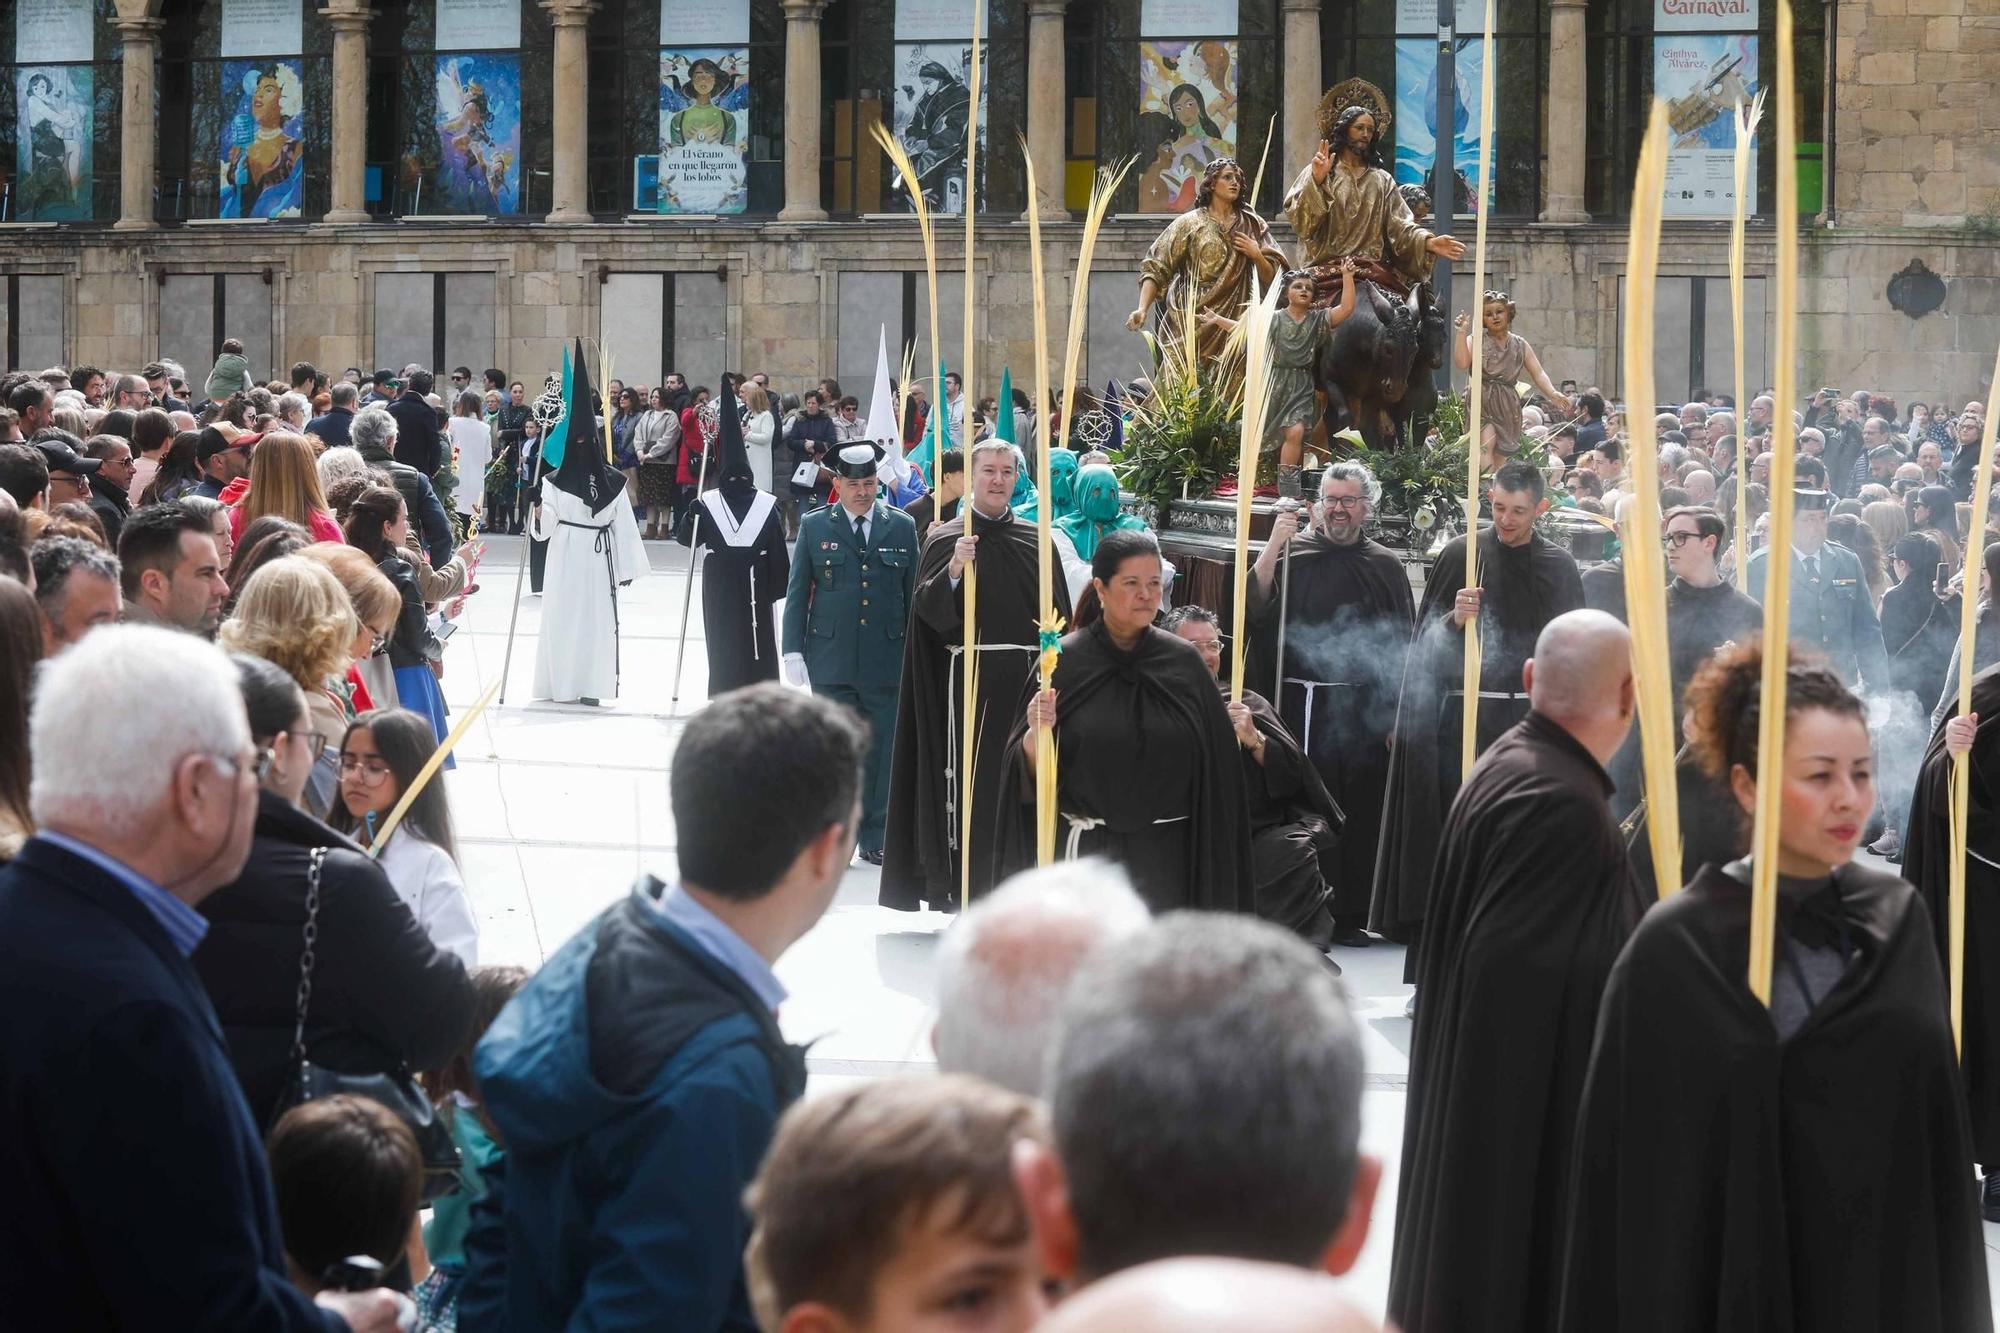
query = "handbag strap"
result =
(289, 847, 325, 1065)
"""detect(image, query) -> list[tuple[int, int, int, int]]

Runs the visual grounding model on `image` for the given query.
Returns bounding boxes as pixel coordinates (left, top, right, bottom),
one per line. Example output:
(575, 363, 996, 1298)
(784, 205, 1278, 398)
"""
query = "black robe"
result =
(1902, 662, 2000, 1165)
(1237, 686, 1343, 947)
(680, 490, 789, 697)
(1389, 711, 1643, 1333)
(1666, 577, 1763, 705)
(1245, 533, 1414, 922)
(994, 623, 1252, 914)
(1371, 528, 1584, 941)
(1559, 861, 1990, 1333)
(880, 509, 1072, 911)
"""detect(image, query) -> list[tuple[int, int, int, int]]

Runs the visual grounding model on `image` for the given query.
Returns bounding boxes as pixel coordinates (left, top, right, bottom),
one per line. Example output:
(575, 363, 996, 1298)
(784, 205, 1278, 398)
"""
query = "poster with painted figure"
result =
(434, 53, 522, 214)
(15, 64, 91, 220)
(890, 42, 986, 215)
(1657, 33, 1758, 216)
(658, 48, 749, 214)
(1393, 36, 1493, 209)
(218, 60, 305, 218)
(1134, 39, 1237, 215)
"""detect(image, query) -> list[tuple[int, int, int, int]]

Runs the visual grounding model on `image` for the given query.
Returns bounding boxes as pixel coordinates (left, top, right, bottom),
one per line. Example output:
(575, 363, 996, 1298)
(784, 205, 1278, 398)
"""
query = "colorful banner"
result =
(218, 60, 305, 218)
(660, 0, 749, 45)
(437, 0, 521, 52)
(1393, 36, 1492, 209)
(658, 48, 749, 213)
(433, 54, 521, 214)
(14, 0, 92, 64)
(1135, 39, 1237, 215)
(220, 0, 302, 58)
(890, 42, 986, 215)
(14, 64, 92, 221)
(1656, 0, 1756, 32)
(1139, 0, 1235, 38)
(1658, 33, 1757, 216)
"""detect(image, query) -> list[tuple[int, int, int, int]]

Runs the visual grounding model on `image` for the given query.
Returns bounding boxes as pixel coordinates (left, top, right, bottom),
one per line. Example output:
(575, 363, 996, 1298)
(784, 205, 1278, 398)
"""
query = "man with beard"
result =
(1245, 461, 1413, 947)
(1283, 87, 1464, 300)
(881, 441, 1072, 913)
(1127, 157, 1287, 374)
(1167, 605, 1343, 954)
(1390, 609, 1643, 1333)
(1372, 461, 1584, 984)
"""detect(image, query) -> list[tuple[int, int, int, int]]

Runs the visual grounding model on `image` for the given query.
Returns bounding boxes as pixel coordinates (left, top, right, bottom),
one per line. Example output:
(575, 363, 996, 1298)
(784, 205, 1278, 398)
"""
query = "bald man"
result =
(1038, 1258, 1381, 1333)
(1389, 609, 1646, 1333)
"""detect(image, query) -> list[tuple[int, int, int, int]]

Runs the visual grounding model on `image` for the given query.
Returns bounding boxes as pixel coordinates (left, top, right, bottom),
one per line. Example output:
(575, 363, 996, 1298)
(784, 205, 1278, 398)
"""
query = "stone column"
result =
(322, 4, 372, 223)
(1022, 0, 1066, 219)
(113, 15, 164, 231)
(778, 0, 828, 221)
(543, 0, 595, 222)
(1540, 0, 1588, 223)
(1280, 0, 1320, 199)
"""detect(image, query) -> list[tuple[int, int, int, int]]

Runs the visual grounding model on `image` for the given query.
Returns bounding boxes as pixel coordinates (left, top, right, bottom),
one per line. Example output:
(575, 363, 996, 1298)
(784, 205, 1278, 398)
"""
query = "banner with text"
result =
(1394, 0, 1482, 35)
(659, 0, 748, 48)
(438, 0, 521, 52)
(219, 60, 305, 218)
(1657, 32, 1757, 216)
(1139, 0, 1235, 38)
(894, 0, 989, 41)
(220, 0, 302, 59)
(14, 0, 92, 64)
(15, 64, 92, 221)
(1135, 40, 1238, 214)
(1655, 0, 1755, 32)
(659, 48, 749, 213)
(433, 53, 522, 213)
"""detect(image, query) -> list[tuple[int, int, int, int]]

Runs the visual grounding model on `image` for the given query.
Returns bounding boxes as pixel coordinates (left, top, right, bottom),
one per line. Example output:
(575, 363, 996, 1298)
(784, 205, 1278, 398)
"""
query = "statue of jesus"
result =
(1283, 80, 1465, 307)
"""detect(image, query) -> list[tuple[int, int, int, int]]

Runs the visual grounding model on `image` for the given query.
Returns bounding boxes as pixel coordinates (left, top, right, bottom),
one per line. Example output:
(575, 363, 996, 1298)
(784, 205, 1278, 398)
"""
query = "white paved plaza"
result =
(440, 533, 2000, 1323)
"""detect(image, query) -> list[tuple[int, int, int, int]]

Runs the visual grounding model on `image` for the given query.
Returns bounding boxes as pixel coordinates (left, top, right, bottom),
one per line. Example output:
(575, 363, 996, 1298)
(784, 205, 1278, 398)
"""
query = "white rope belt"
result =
(1282, 678, 1360, 757)
(1063, 811, 1190, 862)
(944, 643, 1037, 850)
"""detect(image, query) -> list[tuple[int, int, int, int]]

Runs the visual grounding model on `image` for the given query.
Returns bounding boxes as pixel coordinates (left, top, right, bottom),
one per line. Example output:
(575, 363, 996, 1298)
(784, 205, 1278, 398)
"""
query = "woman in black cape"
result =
(997, 528, 1252, 913)
(1560, 642, 1989, 1333)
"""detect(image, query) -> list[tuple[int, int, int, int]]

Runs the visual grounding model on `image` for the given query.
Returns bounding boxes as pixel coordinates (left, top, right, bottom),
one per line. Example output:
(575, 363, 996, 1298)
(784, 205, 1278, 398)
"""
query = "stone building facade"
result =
(0, 0, 1994, 405)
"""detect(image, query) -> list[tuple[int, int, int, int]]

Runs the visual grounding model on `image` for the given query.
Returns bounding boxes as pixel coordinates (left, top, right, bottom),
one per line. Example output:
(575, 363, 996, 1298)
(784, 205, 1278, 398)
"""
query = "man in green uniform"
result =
(784, 442, 922, 864)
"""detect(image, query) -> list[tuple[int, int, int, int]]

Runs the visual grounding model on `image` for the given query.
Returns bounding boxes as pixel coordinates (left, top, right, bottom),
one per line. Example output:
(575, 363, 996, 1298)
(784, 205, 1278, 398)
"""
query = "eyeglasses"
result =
(338, 755, 394, 785)
(1319, 495, 1366, 510)
(276, 729, 329, 762)
(51, 473, 90, 492)
(1663, 531, 1703, 548)
(210, 748, 275, 782)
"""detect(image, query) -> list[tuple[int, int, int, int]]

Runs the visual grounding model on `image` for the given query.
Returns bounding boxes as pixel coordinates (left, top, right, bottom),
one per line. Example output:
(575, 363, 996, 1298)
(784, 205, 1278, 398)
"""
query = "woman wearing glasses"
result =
(330, 708, 479, 967)
(194, 654, 475, 1131)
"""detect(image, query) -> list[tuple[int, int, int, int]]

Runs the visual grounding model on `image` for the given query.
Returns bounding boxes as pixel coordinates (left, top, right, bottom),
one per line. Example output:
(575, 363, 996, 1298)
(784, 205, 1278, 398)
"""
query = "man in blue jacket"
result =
(0, 627, 402, 1332)
(461, 683, 865, 1331)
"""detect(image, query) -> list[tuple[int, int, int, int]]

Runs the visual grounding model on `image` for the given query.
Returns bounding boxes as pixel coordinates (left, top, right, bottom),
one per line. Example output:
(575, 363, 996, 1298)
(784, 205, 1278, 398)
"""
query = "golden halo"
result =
(1317, 78, 1393, 142)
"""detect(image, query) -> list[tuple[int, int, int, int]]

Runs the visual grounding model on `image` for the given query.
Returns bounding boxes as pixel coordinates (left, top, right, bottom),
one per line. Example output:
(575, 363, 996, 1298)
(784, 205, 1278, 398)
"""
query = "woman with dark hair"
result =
(1914, 483, 1962, 573)
(344, 486, 449, 746)
(195, 655, 473, 1129)
(1560, 641, 1988, 1331)
(1883, 531, 1957, 715)
(0, 579, 43, 862)
(329, 707, 477, 964)
(634, 385, 682, 540)
(1931, 542, 2000, 732)
(1000, 527, 1251, 913)
(609, 386, 643, 518)
(222, 515, 310, 613)
(141, 430, 204, 505)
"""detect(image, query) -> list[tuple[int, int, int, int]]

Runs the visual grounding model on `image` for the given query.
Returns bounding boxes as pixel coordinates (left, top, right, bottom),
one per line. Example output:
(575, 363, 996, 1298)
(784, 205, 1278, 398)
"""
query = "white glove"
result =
(782, 653, 811, 689)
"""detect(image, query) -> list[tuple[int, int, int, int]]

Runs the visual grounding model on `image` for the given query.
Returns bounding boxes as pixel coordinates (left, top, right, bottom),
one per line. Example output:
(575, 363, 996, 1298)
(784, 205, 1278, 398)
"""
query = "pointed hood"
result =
(712, 377, 758, 497)
(864, 330, 909, 487)
(548, 339, 625, 513)
(1104, 379, 1125, 453)
(995, 368, 1015, 444)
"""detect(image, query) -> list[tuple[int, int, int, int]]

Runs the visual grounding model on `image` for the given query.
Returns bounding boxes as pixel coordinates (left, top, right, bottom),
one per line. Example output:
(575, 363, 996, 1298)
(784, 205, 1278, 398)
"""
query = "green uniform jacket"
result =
(783, 501, 921, 687)
(1743, 540, 1890, 690)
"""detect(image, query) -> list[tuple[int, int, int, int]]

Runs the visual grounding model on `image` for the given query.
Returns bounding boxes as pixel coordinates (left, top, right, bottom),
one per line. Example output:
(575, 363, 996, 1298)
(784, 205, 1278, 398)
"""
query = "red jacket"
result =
(676, 407, 712, 487)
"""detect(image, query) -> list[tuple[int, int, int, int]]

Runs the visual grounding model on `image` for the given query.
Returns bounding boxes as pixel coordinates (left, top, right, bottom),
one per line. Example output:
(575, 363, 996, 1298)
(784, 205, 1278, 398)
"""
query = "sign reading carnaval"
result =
(1656, 33, 1758, 216)
(14, 0, 92, 64)
(1655, 0, 1756, 32)
(893, 0, 989, 41)
(220, 0, 303, 58)
(658, 48, 749, 213)
(1393, 38, 1493, 207)
(433, 54, 522, 214)
(219, 59, 305, 218)
(1134, 40, 1238, 215)
(1138, 0, 1235, 38)
(437, 0, 521, 52)
(14, 65, 92, 221)
(659, 0, 748, 46)
(891, 42, 987, 216)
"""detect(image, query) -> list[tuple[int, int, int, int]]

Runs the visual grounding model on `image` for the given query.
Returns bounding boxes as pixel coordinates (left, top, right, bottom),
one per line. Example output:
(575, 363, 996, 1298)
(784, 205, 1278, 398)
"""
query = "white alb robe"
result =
(530, 481, 648, 702)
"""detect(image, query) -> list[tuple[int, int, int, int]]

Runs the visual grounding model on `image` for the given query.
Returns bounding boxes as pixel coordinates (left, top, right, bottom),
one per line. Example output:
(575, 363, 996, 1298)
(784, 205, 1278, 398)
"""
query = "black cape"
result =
(1389, 711, 1643, 1333)
(1580, 558, 1626, 621)
(1558, 861, 1990, 1333)
(1236, 686, 1342, 947)
(1371, 528, 1584, 939)
(681, 491, 788, 697)
(880, 509, 1072, 911)
(1902, 661, 2000, 1164)
(1246, 533, 1414, 921)
(994, 623, 1252, 915)
(1881, 574, 1959, 712)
